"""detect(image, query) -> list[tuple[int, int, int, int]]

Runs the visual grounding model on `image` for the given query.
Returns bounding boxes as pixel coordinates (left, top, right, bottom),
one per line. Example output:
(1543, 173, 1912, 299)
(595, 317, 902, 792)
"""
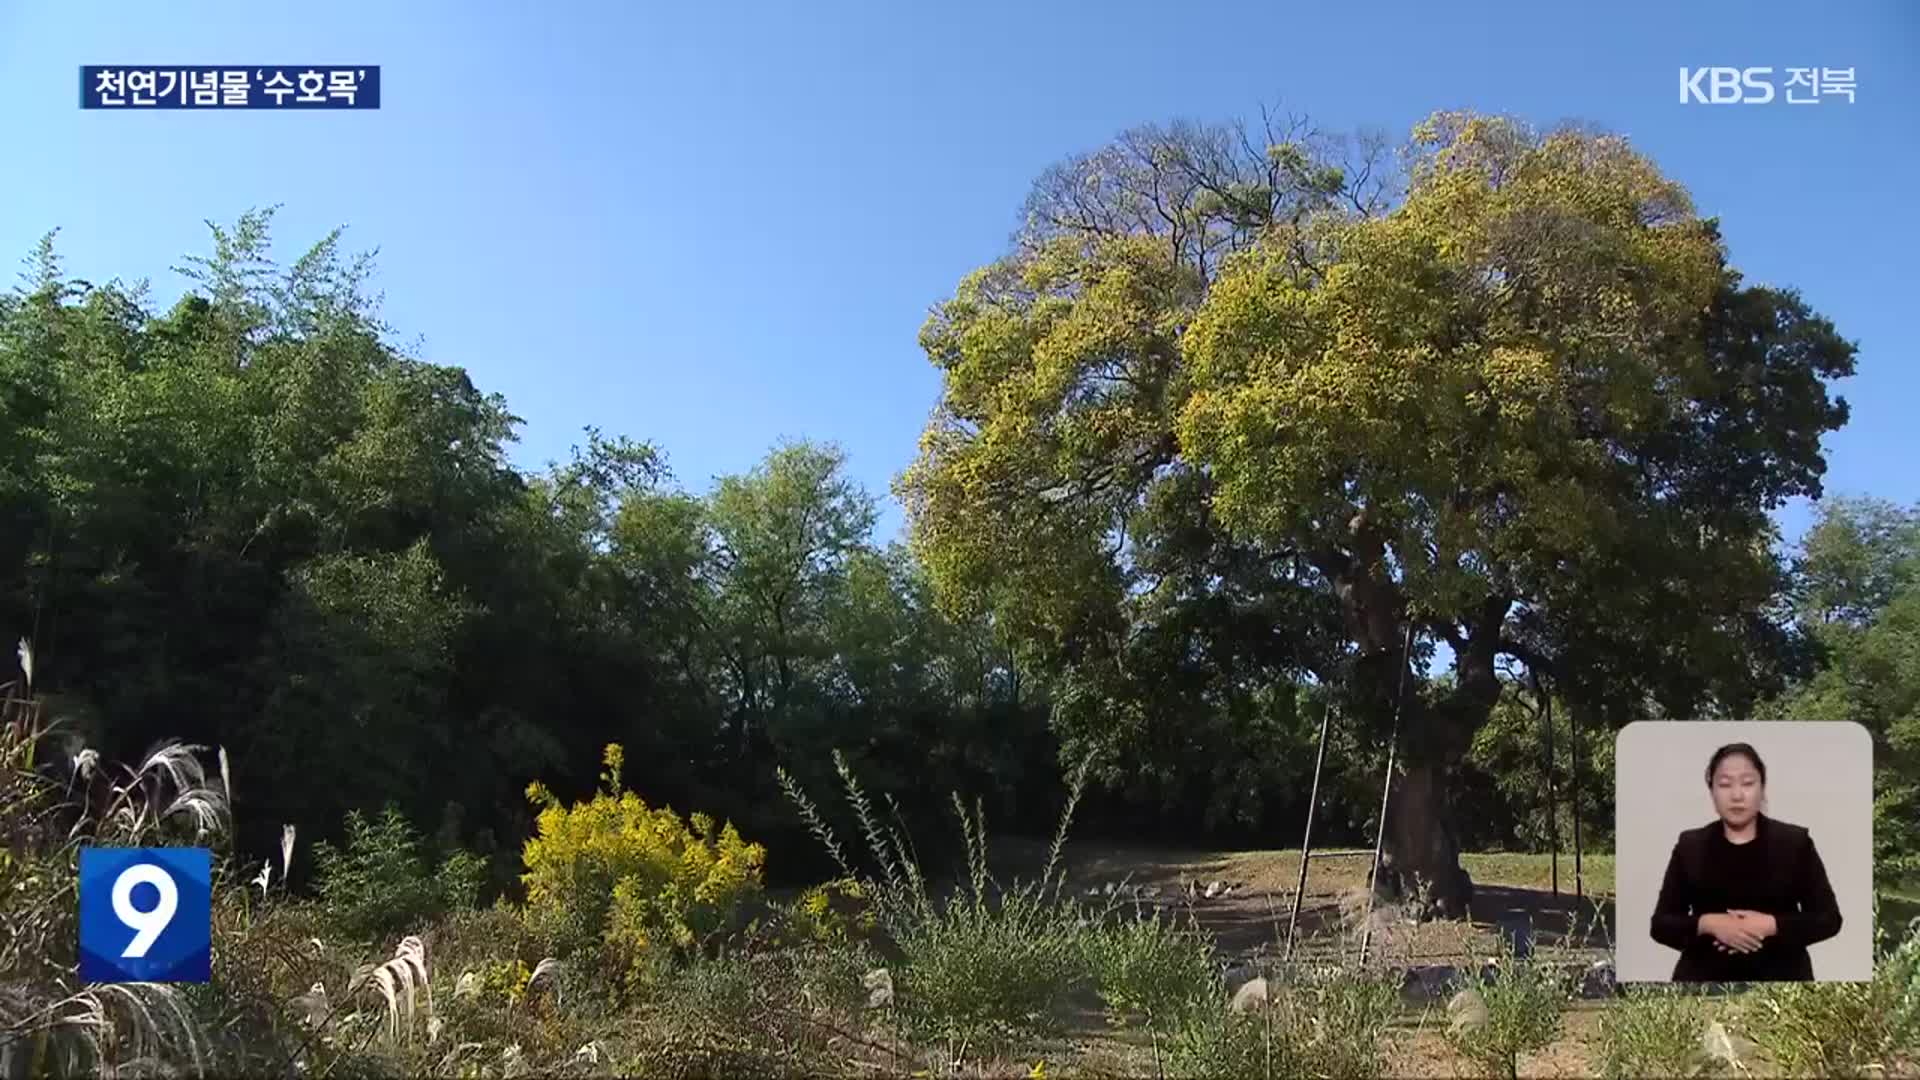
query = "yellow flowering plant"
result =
(520, 744, 766, 977)
(789, 876, 875, 946)
(479, 957, 533, 1007)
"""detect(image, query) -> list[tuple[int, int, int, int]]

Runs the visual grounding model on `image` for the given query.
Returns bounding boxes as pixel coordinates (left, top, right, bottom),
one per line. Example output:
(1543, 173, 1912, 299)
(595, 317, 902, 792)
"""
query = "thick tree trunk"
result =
(1379, 760, 1474, 918)
(1318, 529, 1506, 922)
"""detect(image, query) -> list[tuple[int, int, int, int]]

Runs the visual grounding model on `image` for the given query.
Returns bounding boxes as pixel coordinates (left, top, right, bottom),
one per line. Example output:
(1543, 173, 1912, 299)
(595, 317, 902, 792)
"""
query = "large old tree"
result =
(899, 111, 1855, 914)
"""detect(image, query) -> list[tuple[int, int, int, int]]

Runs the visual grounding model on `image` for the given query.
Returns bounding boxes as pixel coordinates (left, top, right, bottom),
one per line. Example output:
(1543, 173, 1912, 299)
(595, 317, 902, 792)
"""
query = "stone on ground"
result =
(1229, 977, 1269, 1013)
(1446, 987, 1489, 1034)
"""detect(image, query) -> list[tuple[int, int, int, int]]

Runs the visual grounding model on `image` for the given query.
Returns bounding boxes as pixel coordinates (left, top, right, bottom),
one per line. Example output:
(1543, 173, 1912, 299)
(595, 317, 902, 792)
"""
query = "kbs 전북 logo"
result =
(1678, 66, 1856, 105)
(78, 847, 212, 983)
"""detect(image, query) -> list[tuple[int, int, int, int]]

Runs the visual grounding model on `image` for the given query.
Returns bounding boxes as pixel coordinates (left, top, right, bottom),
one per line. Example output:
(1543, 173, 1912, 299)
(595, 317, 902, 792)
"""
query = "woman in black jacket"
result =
(1649, 742, 1843, 981)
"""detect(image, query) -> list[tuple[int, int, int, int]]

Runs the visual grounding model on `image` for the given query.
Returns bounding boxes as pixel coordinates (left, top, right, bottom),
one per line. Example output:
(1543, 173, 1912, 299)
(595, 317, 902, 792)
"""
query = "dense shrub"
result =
(520, 744, 767, 980)
(780, 751, 1100, 1069)
(786, 876, 878, 947)
(309, 803, 486, 940)
(1165, 965, 1400, 1080)
(1739, 915, 1920, 1078)
(1443, 956, 1567, 1080)
(889, 876, 1092, 1061)
(1597, 985, 1714, 1079)
(1084, 907, 1216, 1030)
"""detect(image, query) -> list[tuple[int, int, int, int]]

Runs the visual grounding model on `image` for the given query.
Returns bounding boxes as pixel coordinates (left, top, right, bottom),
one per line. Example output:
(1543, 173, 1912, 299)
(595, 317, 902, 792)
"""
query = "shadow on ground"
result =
(1470, 883, 1617, 951)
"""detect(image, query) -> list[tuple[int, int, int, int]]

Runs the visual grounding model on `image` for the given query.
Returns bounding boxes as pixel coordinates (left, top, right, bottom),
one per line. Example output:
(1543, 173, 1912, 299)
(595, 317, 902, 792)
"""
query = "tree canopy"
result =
(0, 212, 1056, 882)
(901, 111, 1855, 912)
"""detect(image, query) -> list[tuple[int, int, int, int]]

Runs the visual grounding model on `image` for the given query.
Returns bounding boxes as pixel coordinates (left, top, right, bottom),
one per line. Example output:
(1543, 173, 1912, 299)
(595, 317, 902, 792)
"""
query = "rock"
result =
(1401, 964, 1457, 1001)
(1229, 977, 1269, 1013)
(1701, 1021, 1757, 1069)
(862, 967, 894, 1009)
(1446, 988, 1489, 1034)
(527, 957, 565, 1007)
(1579, 959, 1617, 999)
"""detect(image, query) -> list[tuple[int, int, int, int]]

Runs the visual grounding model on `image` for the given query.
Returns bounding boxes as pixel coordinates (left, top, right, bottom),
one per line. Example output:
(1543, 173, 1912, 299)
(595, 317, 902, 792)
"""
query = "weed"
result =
(1738, 916, 1920, 1078)
(311, 804, 483, 941)
(1597, 985, 1714, 1079)
(1443, 952, 1567, 1080)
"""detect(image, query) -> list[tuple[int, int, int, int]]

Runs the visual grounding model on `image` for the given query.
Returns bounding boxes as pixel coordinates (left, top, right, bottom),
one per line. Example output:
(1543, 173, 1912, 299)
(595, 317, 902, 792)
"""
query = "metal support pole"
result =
(1570, 700, 1585, 902)
(1359, 619, 1417, 966)
(1539, 672, 1559, 897)
(1286, 702, 1334, 959)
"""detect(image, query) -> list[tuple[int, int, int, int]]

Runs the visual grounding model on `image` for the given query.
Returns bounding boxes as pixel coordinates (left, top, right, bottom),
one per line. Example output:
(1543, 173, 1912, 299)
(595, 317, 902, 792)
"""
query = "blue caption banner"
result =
(78, 847, 213, 983)
(81, 66, 380, 109)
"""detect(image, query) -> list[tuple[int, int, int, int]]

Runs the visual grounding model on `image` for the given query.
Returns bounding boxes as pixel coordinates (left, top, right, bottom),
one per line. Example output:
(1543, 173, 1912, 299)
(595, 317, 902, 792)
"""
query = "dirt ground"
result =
(1025, 841, 1618, 965)
(908, 841, 1917, 1078)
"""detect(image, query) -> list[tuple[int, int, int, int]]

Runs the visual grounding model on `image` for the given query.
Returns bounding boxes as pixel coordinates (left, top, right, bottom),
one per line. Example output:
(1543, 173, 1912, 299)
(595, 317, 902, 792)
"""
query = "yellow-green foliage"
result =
(789, 876, 875, 946)
(520, 744, 766, 974)
(480, 957, 534, 1007)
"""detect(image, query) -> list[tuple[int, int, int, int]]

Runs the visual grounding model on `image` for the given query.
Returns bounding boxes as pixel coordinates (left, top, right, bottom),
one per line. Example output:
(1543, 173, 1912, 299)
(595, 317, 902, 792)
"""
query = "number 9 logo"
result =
(79, 846, 212, 983)
(111, 862, 179, 958)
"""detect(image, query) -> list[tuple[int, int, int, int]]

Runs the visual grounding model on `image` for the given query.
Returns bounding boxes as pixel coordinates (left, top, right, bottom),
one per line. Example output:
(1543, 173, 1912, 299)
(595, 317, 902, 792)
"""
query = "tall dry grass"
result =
(0, 657, 220, 1078)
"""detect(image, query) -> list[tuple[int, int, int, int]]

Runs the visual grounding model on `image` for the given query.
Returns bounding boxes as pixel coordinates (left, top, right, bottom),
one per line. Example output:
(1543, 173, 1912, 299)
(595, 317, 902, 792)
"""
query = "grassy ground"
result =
(1460, 852, 1616, 898)
(1012, 842, 1618, 962)
(979, 844, 1912, 1079)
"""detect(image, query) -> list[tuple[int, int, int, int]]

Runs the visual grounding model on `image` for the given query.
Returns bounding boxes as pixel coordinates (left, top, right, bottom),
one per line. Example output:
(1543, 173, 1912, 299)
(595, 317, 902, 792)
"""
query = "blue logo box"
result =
(78, 847, 212, 984)
(81, 66, 380, 109)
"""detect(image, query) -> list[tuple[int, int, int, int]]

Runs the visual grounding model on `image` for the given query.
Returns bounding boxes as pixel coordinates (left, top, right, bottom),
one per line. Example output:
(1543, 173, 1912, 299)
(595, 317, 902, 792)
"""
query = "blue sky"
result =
(2, 1, 1914, 545)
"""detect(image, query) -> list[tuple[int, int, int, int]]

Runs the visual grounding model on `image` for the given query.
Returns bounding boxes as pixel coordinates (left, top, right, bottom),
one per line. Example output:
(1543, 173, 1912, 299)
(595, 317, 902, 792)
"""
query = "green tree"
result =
(1462, 686, 1615, 853)
(902, 111, 1853, 913)
(704, 440, 877, 770)
(1768, 498, 1920, 885)
(0, 211, 1067, 888)
(0, 212, 632, 857)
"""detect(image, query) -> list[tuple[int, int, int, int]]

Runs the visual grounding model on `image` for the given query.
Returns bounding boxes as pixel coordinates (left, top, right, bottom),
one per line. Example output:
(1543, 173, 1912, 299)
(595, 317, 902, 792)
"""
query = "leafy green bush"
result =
(310, 803, 483, 940)
(1084, 907, 1216, 1029)
(891, 875, 1092, 1061)
(1739, 916, 1920, 1078)
(1164, 966, 1399, 1080)
(1300, 968, 1403, 1080)
(1443, 957, 1567, 1080)
(1597, 985, 1713, 1079)
(520, 744, 766, 981)
(782, 875, 877, 948)
(1166, 1008, 1288, 1079)
(780, 751, 1099, 1068)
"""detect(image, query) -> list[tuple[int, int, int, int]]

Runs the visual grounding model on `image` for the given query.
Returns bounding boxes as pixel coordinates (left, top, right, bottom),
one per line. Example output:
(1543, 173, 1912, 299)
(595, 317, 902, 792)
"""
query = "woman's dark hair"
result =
(1705, 742, 1767, 786)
